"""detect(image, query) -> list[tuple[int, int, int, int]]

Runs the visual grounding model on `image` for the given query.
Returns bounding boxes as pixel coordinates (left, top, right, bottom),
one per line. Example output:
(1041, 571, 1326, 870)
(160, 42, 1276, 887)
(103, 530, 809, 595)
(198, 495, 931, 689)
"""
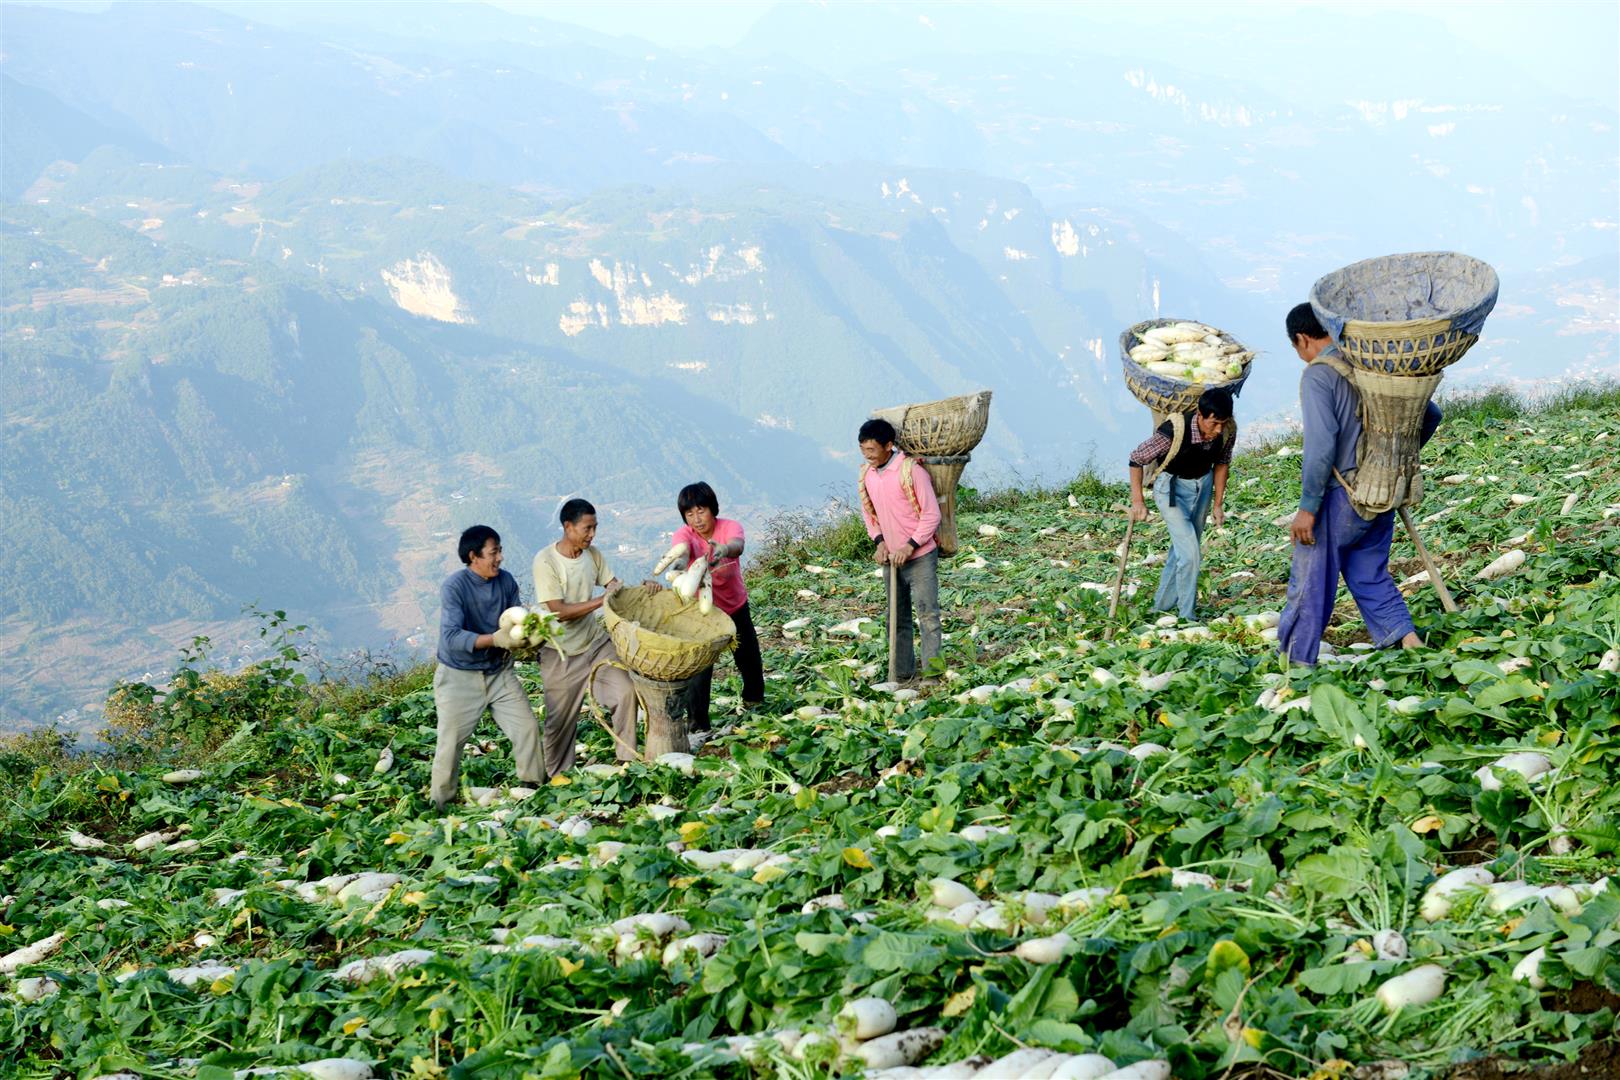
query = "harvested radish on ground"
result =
(1474, 751, 1552, 791)
(1376, 964, 1447, 1011)
(837, 996, 897, 1040)
(1477, 549, 1526, 580)
(1, 932, 65, 974)
(1422, 866, 1494, 921)
(1015, 932, 1075, 964)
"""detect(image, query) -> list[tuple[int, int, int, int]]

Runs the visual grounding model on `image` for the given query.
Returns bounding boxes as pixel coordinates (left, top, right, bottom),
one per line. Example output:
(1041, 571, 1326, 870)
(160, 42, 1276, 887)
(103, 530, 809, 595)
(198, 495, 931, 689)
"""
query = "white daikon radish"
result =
(374, 748, 393, 774)
(652, 543, 689, 576)
(1477, 549, 1526, 580)
(0, 932, 65, 974)
(838, 996, 898, 1040)
(1097, 1063, 1171, 1080)
(1376, 964, 1446, 1011)
(1373, 930, 1407, 961)
(1474, 751, 1552, 791)
(67, 830, 109, 850)
(973, 1050, 1060, 1078)
(498, 606, 528, 630)
(1015, 933, 1075, 964)
(1560, 493, 1579, 516)
(332, 948, 435, 984)
(1171, 869, 1218, 890)
(673, 556, 709, 600)
(162, 769, 203, 784)
(1513, 947, 1547, 989)
(290, 1060, 375, 1080)
(929, 879, 980, 909)
(1421, 866, 1494, 921)
(1598, 649, 1619, 673)
(856, 1027, 946, 1069)
(1050, 1055, 1118, 1080)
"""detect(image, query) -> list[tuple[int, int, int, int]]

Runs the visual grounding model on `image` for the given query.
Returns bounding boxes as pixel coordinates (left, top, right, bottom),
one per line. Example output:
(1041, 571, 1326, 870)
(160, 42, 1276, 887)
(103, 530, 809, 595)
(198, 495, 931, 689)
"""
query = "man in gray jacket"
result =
(1277, 304, 1441, 665)
(428, 524, 546, 809)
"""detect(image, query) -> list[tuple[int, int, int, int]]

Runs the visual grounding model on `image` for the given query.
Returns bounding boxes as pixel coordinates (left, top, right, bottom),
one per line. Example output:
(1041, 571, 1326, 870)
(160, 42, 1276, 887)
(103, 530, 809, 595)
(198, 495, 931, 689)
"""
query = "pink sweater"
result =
(672, 518, 748, 614)
(861, 451, 941, 561)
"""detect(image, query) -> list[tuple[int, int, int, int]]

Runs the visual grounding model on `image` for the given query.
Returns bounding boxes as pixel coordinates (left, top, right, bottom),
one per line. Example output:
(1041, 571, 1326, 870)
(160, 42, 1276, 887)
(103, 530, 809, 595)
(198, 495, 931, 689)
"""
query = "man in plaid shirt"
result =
(1126, 386, 1236, 621)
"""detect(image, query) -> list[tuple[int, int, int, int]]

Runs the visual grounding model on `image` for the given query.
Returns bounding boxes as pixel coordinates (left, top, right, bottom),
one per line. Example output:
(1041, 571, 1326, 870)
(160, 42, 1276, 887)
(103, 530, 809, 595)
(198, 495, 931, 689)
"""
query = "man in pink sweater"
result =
(858, 418, 943, 683)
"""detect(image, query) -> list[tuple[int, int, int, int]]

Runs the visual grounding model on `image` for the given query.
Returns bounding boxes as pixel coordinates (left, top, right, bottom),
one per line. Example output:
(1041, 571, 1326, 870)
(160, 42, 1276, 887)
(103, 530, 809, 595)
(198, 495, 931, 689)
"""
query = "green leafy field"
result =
(3, 389, 1618, 1079)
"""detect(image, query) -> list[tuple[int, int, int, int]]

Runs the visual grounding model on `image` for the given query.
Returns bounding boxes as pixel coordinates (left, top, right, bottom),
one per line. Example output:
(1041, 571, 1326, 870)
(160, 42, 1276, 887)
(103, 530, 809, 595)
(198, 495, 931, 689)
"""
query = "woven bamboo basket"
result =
(869, 390, 992, 556)
(1310, 252, 1499, 513)
(1119, 319, 1252, 428)
(602, 586, 736, 683)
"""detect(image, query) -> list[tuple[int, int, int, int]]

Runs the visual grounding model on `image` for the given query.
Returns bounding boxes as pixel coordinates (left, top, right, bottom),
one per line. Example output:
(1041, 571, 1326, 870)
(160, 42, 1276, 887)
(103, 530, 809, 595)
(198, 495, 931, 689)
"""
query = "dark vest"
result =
(1158, 412, 1235, 480)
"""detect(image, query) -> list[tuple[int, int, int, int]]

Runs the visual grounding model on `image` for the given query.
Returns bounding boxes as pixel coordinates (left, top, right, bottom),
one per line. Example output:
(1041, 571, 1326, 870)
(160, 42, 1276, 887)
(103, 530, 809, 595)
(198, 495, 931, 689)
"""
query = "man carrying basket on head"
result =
(859, 418, 943, 685)
(1126, 386, 1235, 622)
(1277, 303, 1442, 665)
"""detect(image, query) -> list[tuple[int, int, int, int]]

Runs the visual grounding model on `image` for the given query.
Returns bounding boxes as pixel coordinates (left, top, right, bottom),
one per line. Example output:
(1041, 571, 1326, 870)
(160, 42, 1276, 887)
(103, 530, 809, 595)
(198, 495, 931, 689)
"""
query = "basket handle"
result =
(585, 658, 644, 761)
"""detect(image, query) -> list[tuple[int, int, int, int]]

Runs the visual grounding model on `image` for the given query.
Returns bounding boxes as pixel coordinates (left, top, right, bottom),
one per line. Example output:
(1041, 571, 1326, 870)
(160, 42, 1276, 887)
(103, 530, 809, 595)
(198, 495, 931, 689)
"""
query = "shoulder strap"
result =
(1160, 413, 1189, 473)
(858, 462, 877, 528)
(898, 456, 921, 515)
(1306, 355, 1379, 520)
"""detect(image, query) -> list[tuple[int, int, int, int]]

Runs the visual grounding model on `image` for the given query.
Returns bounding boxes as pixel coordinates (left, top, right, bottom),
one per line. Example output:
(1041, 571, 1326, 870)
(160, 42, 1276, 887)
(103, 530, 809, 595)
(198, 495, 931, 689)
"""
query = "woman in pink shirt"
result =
(672, 481, 765, 729)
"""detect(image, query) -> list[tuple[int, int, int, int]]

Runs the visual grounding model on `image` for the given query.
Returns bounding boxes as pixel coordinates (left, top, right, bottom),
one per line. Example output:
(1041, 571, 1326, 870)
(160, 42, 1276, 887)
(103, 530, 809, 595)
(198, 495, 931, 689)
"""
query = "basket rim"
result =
(1118, 318, 1252, 409)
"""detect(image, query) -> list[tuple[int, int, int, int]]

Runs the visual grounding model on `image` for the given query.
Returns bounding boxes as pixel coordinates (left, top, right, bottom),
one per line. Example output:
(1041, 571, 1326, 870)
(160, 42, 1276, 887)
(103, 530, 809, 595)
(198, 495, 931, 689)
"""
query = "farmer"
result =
(1126, 385, 1235, 621)
(429, 525, 546, 811)
(858, 418, 943, 684)
(669, 481, 765, 729)
(1277, 303, 1442, 665)
(531, 498, 644, 772)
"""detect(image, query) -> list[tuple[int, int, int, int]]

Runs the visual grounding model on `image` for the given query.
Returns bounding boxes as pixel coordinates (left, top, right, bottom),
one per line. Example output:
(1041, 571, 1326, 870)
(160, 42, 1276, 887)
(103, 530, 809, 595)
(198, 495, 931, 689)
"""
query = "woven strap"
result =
(586, 658, 642, 760)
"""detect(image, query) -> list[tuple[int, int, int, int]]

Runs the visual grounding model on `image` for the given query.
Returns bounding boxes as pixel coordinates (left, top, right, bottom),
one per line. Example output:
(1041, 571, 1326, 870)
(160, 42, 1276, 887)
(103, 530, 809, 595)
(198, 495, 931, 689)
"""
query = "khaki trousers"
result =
(539, 635, 638, 773)
(429, 662, 545, 809)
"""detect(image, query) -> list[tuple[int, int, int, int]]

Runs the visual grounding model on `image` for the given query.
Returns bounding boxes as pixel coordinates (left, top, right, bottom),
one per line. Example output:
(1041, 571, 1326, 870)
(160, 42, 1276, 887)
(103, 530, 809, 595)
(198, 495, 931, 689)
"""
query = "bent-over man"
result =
(429, 525, 546, 810)
(1127, 385, 1235, 622)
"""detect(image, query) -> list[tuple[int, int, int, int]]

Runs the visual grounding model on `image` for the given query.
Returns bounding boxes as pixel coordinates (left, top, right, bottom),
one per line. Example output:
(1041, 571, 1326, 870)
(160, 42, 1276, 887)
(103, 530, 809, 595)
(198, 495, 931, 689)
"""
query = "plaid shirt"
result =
(1128, 415, 1234, 469)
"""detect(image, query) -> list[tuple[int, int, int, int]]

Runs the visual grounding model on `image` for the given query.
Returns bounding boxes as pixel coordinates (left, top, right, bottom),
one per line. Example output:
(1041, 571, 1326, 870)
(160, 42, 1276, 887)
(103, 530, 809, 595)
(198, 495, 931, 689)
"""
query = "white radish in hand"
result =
(499, 606, 528, 630)
(652, 542, 689, 576)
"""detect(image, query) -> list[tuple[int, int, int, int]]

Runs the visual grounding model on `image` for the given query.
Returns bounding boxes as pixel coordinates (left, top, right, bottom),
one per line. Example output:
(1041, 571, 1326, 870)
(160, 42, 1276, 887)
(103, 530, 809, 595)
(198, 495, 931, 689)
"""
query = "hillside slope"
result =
(1, 388, 1617, 1079)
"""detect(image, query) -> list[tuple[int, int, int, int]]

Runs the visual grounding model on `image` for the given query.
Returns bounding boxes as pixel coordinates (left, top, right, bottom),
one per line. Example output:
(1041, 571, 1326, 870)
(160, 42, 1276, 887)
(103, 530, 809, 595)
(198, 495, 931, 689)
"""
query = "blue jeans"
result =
(1152, 472, 1213, 620)
(1277, 485, 1416, 665)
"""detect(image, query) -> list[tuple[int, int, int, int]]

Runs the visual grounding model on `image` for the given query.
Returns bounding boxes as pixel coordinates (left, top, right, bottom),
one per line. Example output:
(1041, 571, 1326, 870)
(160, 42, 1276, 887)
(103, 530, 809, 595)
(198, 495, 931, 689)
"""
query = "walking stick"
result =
(1397, 507, 1459, 614)
(887, 560, 901, 683)
(1105, 516, 1136, 641)
(1107, 464, 1156, 640)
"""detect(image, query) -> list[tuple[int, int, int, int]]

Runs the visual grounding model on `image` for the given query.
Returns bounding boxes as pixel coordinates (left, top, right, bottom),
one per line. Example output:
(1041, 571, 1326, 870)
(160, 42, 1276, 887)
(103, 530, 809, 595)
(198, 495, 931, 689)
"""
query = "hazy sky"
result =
(491, 0, 1618, 105)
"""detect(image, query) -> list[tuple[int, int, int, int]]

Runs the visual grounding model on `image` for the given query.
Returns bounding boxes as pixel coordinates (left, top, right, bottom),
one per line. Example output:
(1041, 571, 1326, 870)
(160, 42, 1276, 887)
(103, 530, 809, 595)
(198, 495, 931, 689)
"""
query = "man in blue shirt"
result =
(428, 524, 546, 809)
(1278, 304, 1441, 665)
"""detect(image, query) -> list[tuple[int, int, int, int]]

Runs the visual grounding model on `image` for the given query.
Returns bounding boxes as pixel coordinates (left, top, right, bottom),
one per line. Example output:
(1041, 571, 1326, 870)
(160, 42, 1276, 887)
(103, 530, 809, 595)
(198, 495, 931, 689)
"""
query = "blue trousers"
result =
(1277, 485, 1416, 665)
(1152, 472, 1214, 620)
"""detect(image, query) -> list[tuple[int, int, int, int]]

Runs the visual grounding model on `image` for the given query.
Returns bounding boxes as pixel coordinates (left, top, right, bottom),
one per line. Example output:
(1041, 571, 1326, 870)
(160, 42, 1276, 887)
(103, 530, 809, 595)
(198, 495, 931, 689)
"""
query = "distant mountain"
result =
(0, 204, 831, 729)
(0, 74, 169, 199)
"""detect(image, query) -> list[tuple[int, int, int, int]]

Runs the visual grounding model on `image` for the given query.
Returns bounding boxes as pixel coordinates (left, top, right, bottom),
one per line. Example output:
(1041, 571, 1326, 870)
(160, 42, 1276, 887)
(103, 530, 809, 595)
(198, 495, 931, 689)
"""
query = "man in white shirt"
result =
(532, 498, 641, 773)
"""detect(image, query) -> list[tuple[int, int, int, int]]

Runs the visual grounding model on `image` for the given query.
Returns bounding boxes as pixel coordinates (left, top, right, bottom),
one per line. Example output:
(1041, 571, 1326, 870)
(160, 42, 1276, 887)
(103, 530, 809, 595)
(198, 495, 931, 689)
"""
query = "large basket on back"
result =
(1120, 318, 1252, 427)
(869, 390, 992, 556)
(1310, 252, 1499, 513)
(602, 585, 736, 683)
